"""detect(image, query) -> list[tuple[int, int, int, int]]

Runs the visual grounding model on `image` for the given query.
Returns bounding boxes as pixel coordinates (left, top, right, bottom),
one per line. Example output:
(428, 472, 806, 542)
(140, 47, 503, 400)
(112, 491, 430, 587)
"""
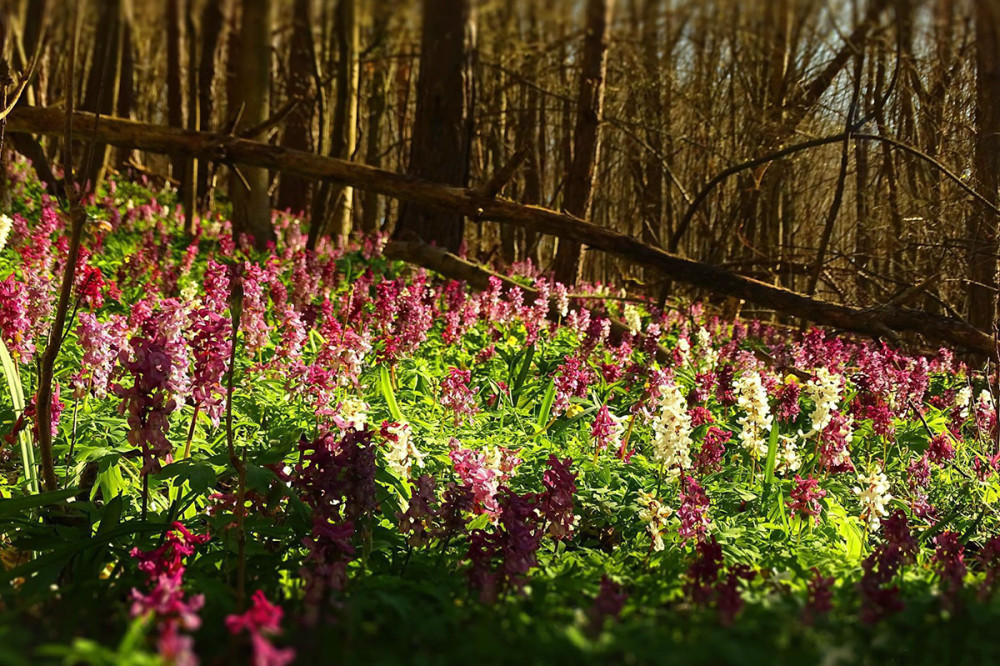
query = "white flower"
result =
(649, 380, 693, 475)
(0, 214, 11, 253)
(336, 397, 369, 431)
(734, 370, 772, 459)
(676, 336, 691, 366)
(956, 386, 973, 419)
(695, 327, 717, 370)
(638, 490, 674, 552)
(853, 468, 892, 531)
(804, 367, 841, 435)
(623, 304, 642, 335)
(383, 421, 425, 478)
(774, 435, 801, 475)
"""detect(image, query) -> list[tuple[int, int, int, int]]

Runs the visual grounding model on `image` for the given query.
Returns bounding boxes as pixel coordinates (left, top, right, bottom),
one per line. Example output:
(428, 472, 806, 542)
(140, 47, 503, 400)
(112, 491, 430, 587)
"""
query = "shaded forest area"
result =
(2, 0, 1000, 351)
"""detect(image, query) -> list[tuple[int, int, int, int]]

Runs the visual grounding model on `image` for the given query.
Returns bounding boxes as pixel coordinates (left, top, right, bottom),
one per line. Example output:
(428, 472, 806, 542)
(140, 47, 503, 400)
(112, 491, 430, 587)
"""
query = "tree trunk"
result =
(228, 0, 274, 249)
(968, 0, 1000, 332)
(360, 0, 392, 235)
(551, 0, 613, 284)
(392, 0, 476, 253)
(196, 0, 224, 208)
(79, 0, 127, 189)
(166, 0, 185, 182)
(276, 0, 318, 217)
(308, 0, 359, 248)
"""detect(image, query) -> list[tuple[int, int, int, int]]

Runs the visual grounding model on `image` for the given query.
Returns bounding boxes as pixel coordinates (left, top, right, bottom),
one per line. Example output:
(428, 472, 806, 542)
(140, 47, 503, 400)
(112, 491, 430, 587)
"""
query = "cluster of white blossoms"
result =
(804, 367, 841, 434)
(638, 490, 674, 552)
(956, 385, 973, 419)
(623, 304, 643, 335)
(775, 434, 802, 475)
(676, 336, 691, 366)
(854, 468, 893, 531)
(336, 396, 369, 431)
(650, 380, 693, 475)
(383, 421, 425, 478)
(695, 327, 717, 370)
(734, 370, 773, 459)
(0, 213, 11, 253)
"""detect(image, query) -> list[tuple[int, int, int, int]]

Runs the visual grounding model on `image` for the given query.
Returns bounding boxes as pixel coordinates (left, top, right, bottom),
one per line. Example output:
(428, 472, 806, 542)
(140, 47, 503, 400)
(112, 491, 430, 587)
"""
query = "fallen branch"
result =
(6, 106, 995, 357)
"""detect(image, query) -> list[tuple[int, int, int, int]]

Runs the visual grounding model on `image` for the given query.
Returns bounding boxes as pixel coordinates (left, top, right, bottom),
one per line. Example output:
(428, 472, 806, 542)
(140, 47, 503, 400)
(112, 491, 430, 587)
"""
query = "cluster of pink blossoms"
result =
(440, 367, 478, 424)
(225, 590, 295, 666)
(130, 523, 209, 666)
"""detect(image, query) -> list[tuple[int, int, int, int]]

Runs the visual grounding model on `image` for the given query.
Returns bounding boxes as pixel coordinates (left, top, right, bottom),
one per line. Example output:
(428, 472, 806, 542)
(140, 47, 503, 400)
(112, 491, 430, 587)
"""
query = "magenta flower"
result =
(933, 531, 966, 610)
(802, 568, 835, 625)
(586, 576, 627, 636)
(441, 367, 478, 424)
(0, 275, 34, 361)
(786, 475, 827, 525)
(130, 523, 209, 666)
(188, 305, 232, 426)
(694, 426, 729, 474)
(590, 405, 619, 454)
(552, 354, 593, 415)
(114, 335, 179, 475)
(226, 590, 295, 666)
(538, 455, 577, 540)
(678, 475, 710, 545)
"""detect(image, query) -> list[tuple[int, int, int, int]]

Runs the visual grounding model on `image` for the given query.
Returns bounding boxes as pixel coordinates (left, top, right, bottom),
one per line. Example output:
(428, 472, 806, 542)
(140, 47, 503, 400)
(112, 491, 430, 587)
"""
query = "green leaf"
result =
(0, 337, 37, 494)
(537, 379, 555, 429)
(0, 487, 80, 519)
(511, 344, 535, 400)
(760, 423, 780, 513)
(380, 365, 404, 422)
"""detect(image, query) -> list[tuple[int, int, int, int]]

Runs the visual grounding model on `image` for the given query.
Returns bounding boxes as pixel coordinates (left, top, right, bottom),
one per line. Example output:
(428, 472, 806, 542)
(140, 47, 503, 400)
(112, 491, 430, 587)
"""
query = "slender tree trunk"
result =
(969, 0, 1000, 331)
(166, 0, 185, 182)
(80, 0, 126, 189)
(228, 0, 274, 249)
(551, 0, 613, 284)
(360, 3, 392, 235)
(196, 0, 224, 209)
(276, 0, 318, 216)
(392, 0, 475, 252)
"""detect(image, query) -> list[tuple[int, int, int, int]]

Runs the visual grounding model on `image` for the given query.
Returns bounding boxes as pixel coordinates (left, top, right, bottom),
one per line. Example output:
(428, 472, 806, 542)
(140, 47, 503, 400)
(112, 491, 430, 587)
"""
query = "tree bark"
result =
(392, 0, 475, 253)
(551, 0, 613, 284)
(276, 0, 318, 217)
(166, 0, 185, 182)
(228, 0, 274, 249)
(309, 0, 359, 248)
(968, 0, 1000, 332)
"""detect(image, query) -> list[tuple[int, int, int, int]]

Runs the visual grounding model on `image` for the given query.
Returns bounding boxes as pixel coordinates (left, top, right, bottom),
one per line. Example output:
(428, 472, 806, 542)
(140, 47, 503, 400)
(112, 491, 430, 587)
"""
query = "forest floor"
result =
(1, 166, 999, 665)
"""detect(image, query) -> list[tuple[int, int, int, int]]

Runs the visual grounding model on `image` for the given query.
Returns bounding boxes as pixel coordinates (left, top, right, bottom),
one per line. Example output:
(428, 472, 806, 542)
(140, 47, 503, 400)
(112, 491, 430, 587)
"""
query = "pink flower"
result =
(590, 405, 619, 454)
(786, 475, 827, 525)
(678, 475, 710, 545)
(441, 367, 478, 424)
(73, 312, 127, 397)
(226, 591, 295, 666)
(538, 456, 577, 540)
(0, 275, 34, 360)
(130, 523, 209, 666)
(114, 336, 179, 475)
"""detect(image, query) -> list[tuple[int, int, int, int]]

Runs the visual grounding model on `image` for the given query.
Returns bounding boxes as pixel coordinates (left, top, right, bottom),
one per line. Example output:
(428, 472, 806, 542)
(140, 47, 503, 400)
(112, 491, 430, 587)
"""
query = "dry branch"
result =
(6, 106, 995, 357)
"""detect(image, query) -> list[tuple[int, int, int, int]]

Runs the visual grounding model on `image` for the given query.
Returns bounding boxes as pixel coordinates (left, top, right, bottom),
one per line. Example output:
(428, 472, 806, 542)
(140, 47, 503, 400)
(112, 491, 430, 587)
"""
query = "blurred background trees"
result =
(2, 0, 1000, 327)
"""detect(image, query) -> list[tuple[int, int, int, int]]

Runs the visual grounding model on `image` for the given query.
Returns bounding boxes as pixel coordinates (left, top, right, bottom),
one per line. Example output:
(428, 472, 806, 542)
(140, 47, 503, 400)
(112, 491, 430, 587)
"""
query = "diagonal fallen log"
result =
(6, 105, 995, 357)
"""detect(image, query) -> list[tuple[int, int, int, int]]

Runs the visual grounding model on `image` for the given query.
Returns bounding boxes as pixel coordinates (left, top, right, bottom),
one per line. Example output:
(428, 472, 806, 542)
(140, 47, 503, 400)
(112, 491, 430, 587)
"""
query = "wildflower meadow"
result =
(2, 166, 1000, 665)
